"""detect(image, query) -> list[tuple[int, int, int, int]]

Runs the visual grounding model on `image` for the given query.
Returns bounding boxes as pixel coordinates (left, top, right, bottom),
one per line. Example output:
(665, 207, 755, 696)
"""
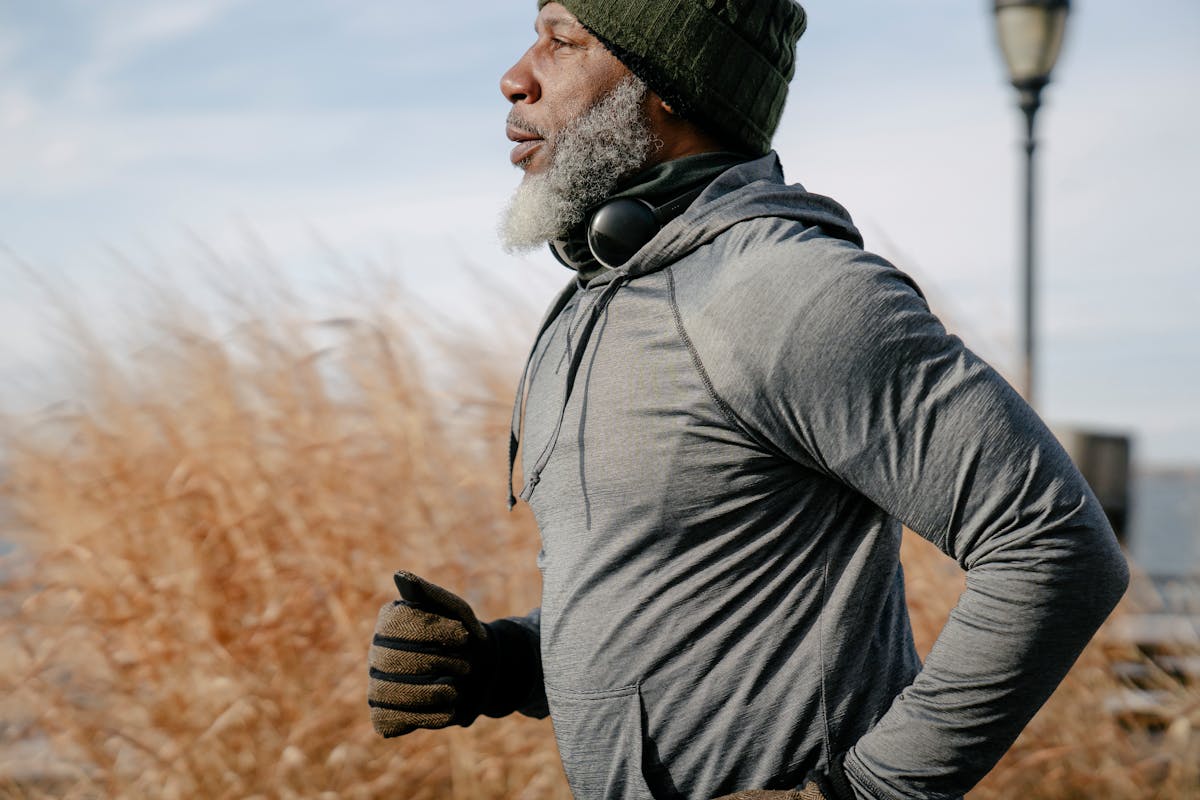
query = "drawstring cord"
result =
(507, 276, 628, 509)
(562, 284, 607, 362)
(508, 284, 578, 510)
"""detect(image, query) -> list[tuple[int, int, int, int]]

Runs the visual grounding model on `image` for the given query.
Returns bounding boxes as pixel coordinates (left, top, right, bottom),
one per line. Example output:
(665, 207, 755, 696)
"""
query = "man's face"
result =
(501, 3, 634, 177)
(497, 4, 657, 252)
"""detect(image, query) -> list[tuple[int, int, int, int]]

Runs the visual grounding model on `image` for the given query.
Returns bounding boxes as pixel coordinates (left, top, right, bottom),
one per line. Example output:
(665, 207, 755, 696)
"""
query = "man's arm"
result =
(741, 253, 1128, 798)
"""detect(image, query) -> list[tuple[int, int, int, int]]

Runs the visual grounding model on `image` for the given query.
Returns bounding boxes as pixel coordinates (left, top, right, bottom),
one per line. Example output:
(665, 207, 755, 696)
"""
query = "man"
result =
(367, 2, 1130, 798)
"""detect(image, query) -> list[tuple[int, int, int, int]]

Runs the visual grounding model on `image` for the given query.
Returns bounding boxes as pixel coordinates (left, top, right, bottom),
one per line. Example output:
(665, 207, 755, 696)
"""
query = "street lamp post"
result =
(993, 0, 1070, 407)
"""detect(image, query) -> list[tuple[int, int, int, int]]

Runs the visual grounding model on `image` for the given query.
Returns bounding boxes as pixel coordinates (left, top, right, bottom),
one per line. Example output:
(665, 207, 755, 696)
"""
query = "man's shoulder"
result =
(670, 216, 921, 327)
(665, 217, 936, 413)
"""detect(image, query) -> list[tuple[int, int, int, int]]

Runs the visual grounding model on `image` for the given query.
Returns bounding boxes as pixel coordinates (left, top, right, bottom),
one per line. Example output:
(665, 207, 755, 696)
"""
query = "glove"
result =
(368, 571, 543, 737)
(713, 755, 855, 800)
(712, 788, 823, 800)
(710, 791, 816, 796)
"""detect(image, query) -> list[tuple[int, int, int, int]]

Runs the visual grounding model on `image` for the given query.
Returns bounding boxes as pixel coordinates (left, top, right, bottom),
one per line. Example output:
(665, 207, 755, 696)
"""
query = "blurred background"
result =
(1, 1, 1197, 797)
(2, 0, 1198, 566)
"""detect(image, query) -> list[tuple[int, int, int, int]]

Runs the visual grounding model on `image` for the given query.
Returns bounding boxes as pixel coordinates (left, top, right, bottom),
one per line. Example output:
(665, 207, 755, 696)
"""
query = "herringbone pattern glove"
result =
(368, 571, 492, 737)
(714, 755, 854, 800)
(713, 786, 826, 799)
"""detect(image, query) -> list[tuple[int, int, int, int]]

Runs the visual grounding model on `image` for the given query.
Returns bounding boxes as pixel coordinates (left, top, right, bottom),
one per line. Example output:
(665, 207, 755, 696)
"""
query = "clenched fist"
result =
(368, 571, 546, 737)
(368, 571, 490, 736)
(714, 754, 855, 800)
(713, 787, 825, 800)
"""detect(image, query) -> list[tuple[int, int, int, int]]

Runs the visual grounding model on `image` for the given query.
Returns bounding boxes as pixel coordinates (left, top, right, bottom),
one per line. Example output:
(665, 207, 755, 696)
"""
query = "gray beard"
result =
(500, 75, 654, 253)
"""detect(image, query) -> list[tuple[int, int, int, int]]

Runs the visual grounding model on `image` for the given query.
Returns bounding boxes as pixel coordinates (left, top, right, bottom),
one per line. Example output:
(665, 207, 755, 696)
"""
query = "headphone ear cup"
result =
(587, 199, 661, 270)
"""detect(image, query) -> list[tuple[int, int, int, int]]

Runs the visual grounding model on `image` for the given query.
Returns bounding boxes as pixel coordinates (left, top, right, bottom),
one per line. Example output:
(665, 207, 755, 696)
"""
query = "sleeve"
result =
(748, 254, 1129, 799)
(484, 608, 549, 719)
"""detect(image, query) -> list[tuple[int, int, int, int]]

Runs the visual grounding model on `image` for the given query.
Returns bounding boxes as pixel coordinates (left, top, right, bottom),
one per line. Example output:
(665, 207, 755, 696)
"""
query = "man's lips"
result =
(507, 125, 544, 166)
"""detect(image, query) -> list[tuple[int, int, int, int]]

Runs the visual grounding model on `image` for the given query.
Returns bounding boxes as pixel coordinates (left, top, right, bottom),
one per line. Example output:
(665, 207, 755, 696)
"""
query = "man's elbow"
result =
(1068, 510, 1131, 622)
(1023, 498, 1131, 624)
(1093, 524, 1131, 615)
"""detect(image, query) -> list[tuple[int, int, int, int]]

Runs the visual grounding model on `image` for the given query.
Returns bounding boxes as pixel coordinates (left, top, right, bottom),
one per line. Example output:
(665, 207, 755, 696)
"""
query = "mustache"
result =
(506, 109, 550, 140)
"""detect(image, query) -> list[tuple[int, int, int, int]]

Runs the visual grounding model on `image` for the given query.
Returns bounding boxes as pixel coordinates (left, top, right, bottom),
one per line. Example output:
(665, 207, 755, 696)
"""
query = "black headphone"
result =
(586, 184, 707, 270)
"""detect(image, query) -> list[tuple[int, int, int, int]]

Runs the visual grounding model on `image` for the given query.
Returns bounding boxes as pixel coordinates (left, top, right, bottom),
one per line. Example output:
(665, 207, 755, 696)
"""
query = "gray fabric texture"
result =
(510, 152, 1129, 799)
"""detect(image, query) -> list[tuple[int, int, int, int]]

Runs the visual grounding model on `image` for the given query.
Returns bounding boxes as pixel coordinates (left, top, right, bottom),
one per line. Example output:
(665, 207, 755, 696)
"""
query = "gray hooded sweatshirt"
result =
(507, 152, 1129, 800)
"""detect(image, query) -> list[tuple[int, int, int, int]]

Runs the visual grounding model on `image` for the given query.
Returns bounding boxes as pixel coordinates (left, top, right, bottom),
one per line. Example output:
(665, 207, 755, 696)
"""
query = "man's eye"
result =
(551, 37, 575, 49)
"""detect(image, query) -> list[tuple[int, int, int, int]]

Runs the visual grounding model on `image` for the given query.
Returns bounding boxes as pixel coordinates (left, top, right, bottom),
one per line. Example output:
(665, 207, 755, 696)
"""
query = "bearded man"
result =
(367, 2, 1130, 798)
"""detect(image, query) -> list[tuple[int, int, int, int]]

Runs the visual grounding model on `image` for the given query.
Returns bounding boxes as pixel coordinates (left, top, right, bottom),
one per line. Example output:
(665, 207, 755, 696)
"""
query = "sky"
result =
(0, 0, 1198, 466)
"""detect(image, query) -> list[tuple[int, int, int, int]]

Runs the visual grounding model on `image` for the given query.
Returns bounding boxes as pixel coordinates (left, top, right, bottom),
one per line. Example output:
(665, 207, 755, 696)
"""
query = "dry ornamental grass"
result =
(0, 272, 1195, 798)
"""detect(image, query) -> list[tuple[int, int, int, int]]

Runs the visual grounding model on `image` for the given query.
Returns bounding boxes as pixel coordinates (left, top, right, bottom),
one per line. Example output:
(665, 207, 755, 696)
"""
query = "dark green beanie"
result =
(536, 0, 808, 156)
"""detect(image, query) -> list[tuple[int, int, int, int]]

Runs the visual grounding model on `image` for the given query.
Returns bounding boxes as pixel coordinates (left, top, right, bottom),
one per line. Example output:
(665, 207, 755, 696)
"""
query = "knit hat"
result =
(536, 0, 808, 156)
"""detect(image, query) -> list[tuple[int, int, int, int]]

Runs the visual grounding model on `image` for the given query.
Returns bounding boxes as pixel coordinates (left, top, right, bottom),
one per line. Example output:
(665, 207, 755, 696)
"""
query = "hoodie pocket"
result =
(545, 683, 656, 800)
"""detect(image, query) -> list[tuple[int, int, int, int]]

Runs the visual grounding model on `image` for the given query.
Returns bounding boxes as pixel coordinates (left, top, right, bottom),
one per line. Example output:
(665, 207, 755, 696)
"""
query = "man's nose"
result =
(501, 49, 540, 104)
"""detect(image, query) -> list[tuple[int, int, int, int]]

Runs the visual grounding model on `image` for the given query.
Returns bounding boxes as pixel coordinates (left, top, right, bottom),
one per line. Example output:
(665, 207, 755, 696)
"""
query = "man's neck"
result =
(550, 151, 751, 283)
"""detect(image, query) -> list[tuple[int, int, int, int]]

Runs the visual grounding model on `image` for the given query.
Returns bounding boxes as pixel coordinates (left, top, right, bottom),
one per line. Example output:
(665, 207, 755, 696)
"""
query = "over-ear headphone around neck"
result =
(586, 184, 707, 270)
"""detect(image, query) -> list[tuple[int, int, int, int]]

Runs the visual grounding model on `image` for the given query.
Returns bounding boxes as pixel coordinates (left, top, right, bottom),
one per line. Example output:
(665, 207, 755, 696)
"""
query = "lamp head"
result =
(994, 0, 1070, 110)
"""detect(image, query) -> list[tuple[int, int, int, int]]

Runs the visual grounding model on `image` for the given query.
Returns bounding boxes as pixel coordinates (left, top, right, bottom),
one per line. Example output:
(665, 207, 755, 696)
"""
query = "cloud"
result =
(98, 1, 235, 50)
(0, 88, 34, 130)
(65, 0, 243, 108)
(0, 27, 18, 70)
(341, 5, 518, 39)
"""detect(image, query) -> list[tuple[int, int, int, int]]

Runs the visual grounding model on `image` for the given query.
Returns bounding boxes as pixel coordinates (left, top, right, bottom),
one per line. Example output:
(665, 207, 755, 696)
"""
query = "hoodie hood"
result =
(587, 150, 863, 286)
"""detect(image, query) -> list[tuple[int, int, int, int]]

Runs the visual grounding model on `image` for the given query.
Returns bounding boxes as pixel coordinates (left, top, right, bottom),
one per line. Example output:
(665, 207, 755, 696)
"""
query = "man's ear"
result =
(644, 89, 727, 161)
(647, 90, 676, 117)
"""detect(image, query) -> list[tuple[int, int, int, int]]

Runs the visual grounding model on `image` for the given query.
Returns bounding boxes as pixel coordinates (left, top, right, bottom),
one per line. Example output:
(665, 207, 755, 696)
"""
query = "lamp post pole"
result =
(1019, 83, 1042, 407)
(993, 0, 1070, 407)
